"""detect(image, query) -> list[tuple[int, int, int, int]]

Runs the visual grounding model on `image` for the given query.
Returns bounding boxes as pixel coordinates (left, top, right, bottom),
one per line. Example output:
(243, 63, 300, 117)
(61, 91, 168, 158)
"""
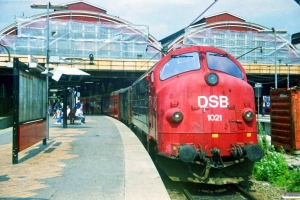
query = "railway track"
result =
(179, 183, 257, 200)
(157, 164, 258, 200)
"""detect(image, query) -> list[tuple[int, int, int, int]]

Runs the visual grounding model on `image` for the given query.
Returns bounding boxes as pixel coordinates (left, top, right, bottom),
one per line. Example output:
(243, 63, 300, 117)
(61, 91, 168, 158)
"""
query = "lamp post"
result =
(255, 83, 262, 122)
(258, 28, 287, 88)
(286, 64, 290, 88)
(31, 2, 67, 139)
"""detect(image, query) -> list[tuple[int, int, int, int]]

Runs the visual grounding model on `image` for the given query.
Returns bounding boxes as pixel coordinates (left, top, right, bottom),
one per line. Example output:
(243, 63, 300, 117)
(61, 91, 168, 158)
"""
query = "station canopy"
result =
(51, 66, 90, 82)
(179, 27, 300, 65)
(0, 17, 159, 60)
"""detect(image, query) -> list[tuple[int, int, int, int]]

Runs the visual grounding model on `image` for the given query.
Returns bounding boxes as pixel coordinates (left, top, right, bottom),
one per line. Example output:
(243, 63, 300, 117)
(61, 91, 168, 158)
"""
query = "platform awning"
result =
(51, 66, 90, 82)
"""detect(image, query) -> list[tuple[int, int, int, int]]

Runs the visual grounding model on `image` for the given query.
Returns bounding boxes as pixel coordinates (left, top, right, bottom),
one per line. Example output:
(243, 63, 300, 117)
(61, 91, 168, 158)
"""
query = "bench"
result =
(68, 110, 81, 124)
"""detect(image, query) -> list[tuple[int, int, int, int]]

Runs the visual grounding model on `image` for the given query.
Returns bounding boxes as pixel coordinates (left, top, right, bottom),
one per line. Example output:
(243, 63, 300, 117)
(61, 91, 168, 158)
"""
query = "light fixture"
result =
(165, 108, 183, 123)
(89, 54, 94, 65)
(243, 109, 254, 122)
(206, 73, 219, 86)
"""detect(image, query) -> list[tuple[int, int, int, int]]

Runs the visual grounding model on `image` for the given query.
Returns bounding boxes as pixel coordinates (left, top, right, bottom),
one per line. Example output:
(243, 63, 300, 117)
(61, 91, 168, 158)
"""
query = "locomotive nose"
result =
(178, 145, 197, 162)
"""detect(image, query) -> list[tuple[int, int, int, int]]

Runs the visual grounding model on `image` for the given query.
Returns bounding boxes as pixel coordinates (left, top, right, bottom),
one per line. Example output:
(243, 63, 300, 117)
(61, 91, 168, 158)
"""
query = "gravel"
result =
(240, 178, 286, 200)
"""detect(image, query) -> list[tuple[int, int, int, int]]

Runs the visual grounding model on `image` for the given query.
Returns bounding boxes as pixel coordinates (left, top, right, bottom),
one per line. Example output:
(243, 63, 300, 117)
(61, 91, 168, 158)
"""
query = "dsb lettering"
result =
(198, 95, 228, 108)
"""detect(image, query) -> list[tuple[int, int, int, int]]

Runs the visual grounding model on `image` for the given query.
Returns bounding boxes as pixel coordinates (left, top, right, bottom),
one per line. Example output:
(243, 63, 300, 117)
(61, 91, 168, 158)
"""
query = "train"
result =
(83, 45, 264, 184)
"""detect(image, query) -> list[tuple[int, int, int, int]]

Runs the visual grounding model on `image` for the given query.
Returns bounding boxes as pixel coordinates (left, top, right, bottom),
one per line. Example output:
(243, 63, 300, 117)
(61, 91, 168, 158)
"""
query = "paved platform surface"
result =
(0, 116, 170, 200)
(256, 114, 271, 123)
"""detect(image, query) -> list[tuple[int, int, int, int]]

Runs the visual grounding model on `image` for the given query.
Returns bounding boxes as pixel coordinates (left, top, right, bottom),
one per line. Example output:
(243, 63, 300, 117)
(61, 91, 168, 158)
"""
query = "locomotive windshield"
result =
(206, 52, 244, 79)
(160, 52, 200, 80)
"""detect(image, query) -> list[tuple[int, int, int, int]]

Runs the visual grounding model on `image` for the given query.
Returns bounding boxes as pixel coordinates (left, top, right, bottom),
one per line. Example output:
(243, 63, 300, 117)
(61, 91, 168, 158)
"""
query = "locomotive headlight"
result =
(165, 108, 183, 123)
(243, 109, 254, 121)
(172, 111, 183, 122)
(206, 73, 219, 86)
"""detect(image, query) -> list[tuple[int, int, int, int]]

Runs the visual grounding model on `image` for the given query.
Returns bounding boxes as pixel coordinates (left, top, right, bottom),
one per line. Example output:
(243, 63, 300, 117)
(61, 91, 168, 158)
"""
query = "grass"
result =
(253, 122, 300, 192)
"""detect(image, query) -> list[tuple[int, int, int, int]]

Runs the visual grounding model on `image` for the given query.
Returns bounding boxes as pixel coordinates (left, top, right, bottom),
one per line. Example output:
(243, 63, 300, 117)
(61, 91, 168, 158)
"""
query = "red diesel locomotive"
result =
(87, 46, 264, 184)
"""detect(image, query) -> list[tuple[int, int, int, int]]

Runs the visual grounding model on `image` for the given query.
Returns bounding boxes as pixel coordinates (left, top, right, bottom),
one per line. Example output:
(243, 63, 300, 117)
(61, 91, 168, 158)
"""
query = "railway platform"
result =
(0, 116, 170, 200)
(256, 114, 271, 135)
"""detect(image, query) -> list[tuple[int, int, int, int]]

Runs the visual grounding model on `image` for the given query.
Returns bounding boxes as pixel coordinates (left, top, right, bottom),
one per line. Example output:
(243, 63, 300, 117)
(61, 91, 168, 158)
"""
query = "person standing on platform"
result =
(85, 101, 90, 115)
(55, 105, 70, 125)
(262, 99, 266, 117)
(48, 105, 52, 116)
(90, 101, 94, 115)
(53, 101, 62, 119)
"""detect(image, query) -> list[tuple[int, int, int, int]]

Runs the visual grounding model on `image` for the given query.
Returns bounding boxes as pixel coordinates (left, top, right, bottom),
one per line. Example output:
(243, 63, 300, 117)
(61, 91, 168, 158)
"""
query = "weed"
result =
(287, 168, 300, 192)
(253, 122, 300, 192)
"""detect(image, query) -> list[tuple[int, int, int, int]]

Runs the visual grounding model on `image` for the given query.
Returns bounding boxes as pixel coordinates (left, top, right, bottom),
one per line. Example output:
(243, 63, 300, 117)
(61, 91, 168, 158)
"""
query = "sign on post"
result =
(12, 57, 47, 164)
(255, 83, 262, 97)
(254, 83, 263, 119)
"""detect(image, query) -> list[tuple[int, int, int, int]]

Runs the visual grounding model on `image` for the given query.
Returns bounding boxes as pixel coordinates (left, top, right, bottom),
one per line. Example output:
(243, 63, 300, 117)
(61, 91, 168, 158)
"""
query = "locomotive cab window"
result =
(114, 98, 118, 108)
(160, 52, 200, 80)
(206, 52, 244, 79)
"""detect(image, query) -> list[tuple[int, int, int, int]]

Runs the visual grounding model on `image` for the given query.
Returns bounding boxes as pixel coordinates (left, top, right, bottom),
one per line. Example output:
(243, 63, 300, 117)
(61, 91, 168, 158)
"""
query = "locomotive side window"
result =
(160, 52, 200, 80)
(114, 98, 118, 108)
(206, 52, 244, 79)
(151, 72, 154, 83)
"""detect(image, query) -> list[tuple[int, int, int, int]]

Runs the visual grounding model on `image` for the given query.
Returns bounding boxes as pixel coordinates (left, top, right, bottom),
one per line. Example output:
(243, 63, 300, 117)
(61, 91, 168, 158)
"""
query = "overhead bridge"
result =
(1, 54, 299, 75)
(0, 54, 157, 72)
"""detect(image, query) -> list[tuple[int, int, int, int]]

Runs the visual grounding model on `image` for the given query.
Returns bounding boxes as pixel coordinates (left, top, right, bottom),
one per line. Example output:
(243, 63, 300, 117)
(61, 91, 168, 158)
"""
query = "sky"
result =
(0, 0, 299, 40)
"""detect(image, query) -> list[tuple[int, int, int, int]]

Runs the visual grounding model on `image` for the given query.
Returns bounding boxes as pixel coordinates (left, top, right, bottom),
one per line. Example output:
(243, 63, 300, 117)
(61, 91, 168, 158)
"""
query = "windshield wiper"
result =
(210, 53, 228, 57)
(171, 55, 193, 58)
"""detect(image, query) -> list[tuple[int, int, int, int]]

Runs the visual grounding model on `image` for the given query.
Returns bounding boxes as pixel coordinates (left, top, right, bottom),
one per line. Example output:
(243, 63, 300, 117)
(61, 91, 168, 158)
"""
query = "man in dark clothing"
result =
(85, 101, 90, 115)
(262, 99, 266, 116)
